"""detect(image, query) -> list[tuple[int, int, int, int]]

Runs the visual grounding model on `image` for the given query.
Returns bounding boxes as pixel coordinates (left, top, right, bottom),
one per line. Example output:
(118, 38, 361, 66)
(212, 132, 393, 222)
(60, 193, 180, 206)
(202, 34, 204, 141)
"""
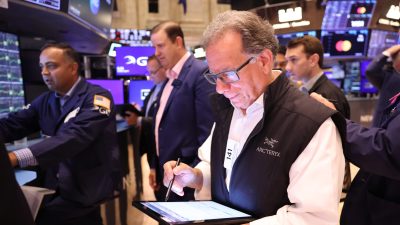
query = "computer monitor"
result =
(368, 30, 400, 58)
(322, 0, 375, 30)
(128, 80, 154, 107)
(115, 46, 155, 76)
(359, 60, 378, 94)
(25, 0, 61, 10)
(343, 61, 361, 94)
(321, 29, 369, 58)
(276, 30, 319, 46)
(87, 79, 124, 105)
(68, 0, 113, 34)
(107, 42, 123, 57)
(0, 31, 25, 119)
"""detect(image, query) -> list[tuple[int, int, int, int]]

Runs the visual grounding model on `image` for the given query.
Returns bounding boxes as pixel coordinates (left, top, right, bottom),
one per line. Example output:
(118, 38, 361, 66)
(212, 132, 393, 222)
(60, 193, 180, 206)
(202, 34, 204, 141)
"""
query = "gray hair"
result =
(202, 10, 279, 56)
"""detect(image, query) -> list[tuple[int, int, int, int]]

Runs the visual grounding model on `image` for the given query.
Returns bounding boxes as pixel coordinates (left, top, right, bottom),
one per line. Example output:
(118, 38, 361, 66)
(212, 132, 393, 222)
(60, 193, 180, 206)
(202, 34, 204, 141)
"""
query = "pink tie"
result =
(155, 70, 177, 156)
(389, 92, 400, 105)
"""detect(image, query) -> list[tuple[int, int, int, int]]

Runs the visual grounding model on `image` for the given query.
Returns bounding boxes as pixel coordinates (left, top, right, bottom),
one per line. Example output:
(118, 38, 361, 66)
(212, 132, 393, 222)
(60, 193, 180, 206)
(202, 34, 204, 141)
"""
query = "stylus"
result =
(165, 158, 181, 202)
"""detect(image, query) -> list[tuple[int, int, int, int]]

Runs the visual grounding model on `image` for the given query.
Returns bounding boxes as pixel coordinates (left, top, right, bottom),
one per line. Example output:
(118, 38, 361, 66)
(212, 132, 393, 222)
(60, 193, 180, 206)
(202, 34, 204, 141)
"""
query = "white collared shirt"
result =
(225, 94, 264, 190)
(195, 99, 344, 225)
(301, 72, 324, 92)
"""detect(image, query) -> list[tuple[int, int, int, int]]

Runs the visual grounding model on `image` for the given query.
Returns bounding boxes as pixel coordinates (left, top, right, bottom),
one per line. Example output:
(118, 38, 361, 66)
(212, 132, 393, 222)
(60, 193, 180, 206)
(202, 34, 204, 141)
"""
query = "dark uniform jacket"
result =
(340, 54, 400, 225)
(210, 74, 346, 217)
(308, 74, 350, 119)
(0, 78, 121, 221)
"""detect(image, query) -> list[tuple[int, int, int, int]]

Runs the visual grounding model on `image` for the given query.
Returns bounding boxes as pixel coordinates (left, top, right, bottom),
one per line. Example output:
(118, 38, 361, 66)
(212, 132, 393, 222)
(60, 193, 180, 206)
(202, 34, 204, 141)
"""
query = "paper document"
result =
(21, 186, 55, 219)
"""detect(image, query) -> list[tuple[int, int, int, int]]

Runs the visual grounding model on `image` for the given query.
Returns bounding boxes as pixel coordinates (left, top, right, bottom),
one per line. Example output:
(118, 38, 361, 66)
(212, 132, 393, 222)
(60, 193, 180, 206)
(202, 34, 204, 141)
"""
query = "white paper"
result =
(21, 186, 55, 219)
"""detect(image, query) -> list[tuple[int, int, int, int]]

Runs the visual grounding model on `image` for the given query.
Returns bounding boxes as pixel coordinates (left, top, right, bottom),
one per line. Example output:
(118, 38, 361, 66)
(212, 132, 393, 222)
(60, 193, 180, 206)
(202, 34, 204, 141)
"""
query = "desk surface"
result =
(15, 169, 37, 185)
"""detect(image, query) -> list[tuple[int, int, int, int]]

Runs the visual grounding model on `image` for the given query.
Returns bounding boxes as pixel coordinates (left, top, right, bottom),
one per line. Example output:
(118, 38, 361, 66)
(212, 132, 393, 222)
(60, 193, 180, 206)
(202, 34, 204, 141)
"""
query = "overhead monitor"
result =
(128, 80, 154, 107)
(87, 79, 124, 105)
(368, 30, 400, 58)
(115, 46, 155, 76)
(369, 0, 399, 32)
(0, 31, 25, 119)
(68, 0, 113, 34)
(110, 29, 152, 46)
(25, 0, 61, 10)
(254, 1, 324, 35)
(322, 0, 375, 30)
(359, 60, 378, 94)
(107, 42, 122, 57)
(276, 30, 319, 46)
(321, 29, 369, 58)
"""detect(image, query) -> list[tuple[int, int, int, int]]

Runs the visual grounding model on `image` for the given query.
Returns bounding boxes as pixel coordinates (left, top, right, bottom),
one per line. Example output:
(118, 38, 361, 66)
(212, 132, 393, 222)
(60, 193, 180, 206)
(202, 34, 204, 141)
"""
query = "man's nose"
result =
(215, 79, 230, 94)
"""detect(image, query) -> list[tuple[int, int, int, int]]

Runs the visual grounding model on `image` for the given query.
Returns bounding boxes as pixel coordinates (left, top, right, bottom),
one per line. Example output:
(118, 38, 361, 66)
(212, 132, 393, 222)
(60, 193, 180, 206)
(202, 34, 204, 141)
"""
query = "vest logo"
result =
(264, 137, 278, 149)
(257, 137, 280, 157)
(256, 147, 280, 157)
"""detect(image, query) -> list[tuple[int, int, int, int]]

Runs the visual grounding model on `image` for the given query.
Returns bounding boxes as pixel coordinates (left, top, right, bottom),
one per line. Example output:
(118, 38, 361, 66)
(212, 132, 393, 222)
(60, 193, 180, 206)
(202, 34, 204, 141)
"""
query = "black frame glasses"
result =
(146, 66, 162, 76)
(204, 57, 255, 85)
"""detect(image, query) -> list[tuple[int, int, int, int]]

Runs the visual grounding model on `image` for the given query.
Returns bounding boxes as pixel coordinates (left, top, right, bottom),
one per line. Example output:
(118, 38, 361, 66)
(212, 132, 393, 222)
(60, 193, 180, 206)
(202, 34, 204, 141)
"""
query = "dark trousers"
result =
(36, 197, 102, 225)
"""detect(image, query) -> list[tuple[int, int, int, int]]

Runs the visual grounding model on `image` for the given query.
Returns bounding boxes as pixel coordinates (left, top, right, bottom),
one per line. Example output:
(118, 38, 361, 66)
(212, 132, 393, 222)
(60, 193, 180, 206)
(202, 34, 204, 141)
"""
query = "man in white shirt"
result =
(163, 11, 346, 225)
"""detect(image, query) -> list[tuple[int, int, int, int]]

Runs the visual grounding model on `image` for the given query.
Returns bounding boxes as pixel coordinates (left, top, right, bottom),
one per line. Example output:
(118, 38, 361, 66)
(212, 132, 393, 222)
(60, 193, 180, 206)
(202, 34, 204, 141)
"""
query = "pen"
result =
(165, 158, 181, 202)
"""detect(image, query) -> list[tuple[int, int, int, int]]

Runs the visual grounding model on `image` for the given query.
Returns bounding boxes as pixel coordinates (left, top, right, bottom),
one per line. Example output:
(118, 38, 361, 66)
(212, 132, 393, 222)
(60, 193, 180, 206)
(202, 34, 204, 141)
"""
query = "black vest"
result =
(210, 75, 346, 218)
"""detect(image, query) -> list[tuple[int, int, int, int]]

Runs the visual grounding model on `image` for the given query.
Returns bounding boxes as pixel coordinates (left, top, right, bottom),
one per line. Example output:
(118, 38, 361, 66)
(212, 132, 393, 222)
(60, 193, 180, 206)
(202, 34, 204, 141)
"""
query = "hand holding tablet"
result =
(133, 201, 254, 225)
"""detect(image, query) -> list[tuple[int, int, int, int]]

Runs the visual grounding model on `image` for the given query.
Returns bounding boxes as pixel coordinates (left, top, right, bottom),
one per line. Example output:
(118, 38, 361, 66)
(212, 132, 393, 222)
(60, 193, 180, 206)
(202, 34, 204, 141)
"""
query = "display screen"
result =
(276, 30, 319, 46)
(115, 46, 155, 76)
(322, 0, 375, 29)
(343, 61, 361, 94)
(359, 60, 378, 93)
(368, 30, 400, 58)
(110, 29, 152, 46)
(0, 31, 25, 118)
(25, 0, 60, 10)
(87, 79, 124, 105)
(128, 80, 154, 107)
(107, 42, 122, 57)
(68, 0, 113, 34)
(321, 29, 369, 58)
(140, 201, 252, 223)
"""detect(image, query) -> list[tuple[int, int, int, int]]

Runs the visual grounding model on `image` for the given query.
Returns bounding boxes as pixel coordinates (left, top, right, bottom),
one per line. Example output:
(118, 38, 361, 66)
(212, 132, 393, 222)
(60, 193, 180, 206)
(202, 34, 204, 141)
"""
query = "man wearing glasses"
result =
(123, 55, 167, 200)
(163, 11, 346, 224)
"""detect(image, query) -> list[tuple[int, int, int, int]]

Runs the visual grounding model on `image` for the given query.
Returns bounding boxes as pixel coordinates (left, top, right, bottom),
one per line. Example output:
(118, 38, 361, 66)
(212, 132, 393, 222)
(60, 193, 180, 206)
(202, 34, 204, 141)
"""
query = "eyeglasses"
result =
(146, 66, 162, 76)
(204, 57, 255, 85)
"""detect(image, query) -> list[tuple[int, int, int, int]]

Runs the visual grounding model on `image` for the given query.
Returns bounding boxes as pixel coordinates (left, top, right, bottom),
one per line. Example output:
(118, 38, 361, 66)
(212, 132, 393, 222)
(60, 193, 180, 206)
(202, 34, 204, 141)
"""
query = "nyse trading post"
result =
(0, 32, 25, 119)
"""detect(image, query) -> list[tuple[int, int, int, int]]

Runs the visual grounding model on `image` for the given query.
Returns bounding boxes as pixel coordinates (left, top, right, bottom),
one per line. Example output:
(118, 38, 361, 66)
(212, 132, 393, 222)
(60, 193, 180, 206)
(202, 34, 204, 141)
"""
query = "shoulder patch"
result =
(93, 95, 111, 111)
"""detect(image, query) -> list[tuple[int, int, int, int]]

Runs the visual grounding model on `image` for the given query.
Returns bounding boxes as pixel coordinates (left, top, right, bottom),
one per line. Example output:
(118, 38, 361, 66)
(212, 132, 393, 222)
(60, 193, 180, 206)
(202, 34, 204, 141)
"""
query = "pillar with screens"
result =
(0, 31, 25, 118)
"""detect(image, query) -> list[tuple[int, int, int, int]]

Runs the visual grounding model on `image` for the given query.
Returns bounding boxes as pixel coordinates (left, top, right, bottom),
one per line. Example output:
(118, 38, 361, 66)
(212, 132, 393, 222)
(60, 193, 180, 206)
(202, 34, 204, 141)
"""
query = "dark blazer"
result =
(340, 54, 400, 225)
(152, 55, 214, 198)
(0, 78, 121, 222)
(308, 74, 350, 119)
(0, 137, 34, 225)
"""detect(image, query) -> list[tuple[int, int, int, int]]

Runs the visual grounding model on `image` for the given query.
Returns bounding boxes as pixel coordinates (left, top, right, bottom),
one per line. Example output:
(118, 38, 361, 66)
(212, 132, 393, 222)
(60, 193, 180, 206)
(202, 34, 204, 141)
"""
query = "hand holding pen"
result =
(163, 158, 204, 200)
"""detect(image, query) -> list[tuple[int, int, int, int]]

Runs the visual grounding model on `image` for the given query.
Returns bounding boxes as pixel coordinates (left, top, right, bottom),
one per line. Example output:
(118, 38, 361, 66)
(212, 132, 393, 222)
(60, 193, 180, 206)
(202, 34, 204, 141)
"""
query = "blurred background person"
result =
(285, 35, 351, 192)
(150, 21, 215, 201)
(123, 55, 167, 200)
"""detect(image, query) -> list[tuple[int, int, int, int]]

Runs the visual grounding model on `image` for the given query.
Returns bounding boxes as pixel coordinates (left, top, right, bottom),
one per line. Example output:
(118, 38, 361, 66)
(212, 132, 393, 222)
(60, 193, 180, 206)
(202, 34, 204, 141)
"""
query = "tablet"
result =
(133, 200, 254, 225)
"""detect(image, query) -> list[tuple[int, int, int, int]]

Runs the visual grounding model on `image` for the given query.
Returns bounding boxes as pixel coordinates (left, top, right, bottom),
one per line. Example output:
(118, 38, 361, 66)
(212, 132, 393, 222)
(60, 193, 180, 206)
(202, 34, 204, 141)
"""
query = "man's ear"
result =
(258, 49, 274, 73)
(309, 53, 319, 67)
(71, 62, 79, 75)
(175, 36, 184, 49)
